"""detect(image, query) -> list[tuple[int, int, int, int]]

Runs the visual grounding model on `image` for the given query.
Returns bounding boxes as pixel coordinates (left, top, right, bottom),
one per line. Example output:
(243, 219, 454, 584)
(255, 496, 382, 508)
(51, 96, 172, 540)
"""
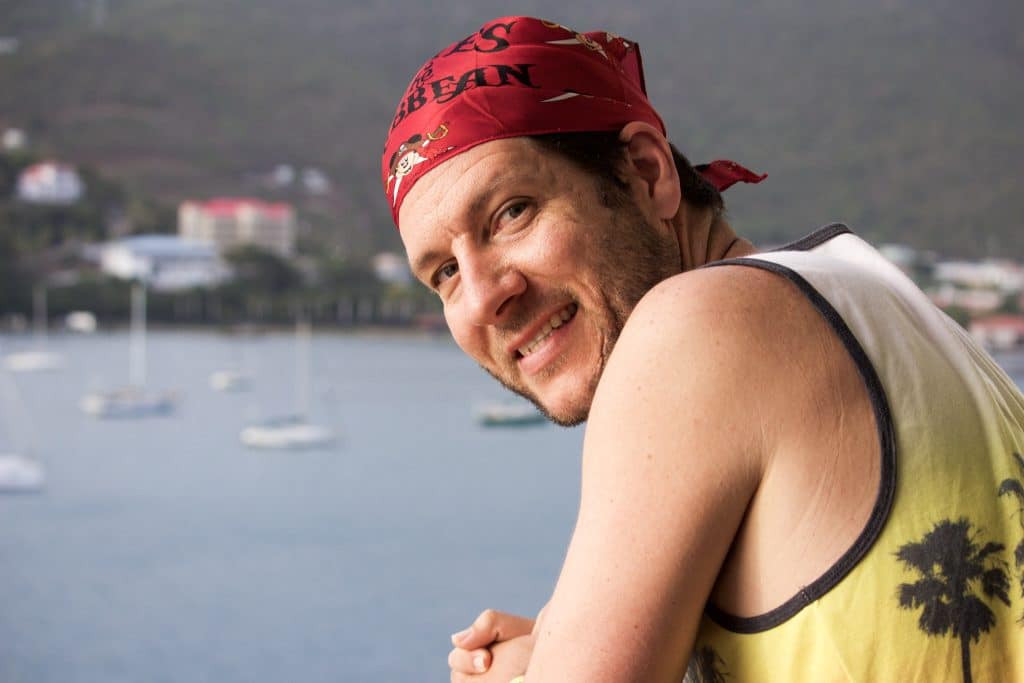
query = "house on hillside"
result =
(934, 259, 1024, 293)
(100, 235, 231, 291)
(16, 161, 84, 204)
(3, 128, 26, 151)
(178, 197, 296, 258)
(969, 315, 1024, 350)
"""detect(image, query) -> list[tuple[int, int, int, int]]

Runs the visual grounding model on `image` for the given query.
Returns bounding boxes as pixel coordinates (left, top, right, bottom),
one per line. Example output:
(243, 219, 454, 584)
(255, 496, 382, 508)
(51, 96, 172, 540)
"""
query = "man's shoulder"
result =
(601, 261, 844, 415)
(623, 262, 809, 351)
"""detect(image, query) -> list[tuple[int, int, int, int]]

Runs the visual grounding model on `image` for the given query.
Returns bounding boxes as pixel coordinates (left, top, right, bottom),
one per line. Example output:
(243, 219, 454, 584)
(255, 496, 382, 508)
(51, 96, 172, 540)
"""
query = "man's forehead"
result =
(398, 137, 552, 229)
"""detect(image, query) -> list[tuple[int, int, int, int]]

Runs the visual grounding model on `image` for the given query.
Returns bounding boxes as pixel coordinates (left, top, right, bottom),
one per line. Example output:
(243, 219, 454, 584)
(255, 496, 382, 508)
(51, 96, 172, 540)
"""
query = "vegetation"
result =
(0, 1, 1020, 324)
(0, 0, 1019, 260)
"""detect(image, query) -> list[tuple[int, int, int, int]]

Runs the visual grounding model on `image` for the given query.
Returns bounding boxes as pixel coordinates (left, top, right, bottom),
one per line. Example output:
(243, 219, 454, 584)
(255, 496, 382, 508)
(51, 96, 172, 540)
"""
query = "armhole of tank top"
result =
(700, 256, 897, 634)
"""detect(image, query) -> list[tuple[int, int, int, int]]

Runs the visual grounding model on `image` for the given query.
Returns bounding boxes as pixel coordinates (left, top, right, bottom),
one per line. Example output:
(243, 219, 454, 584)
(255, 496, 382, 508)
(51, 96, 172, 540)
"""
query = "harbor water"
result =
(5, 330, 1024, 682)
(0, 330, 584, 683)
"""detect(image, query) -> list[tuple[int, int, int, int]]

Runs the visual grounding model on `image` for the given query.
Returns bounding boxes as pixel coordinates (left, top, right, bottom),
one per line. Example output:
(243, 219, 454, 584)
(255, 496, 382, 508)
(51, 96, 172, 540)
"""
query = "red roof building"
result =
(178, 197, 296, 257)
(968, 315, 1024, 350)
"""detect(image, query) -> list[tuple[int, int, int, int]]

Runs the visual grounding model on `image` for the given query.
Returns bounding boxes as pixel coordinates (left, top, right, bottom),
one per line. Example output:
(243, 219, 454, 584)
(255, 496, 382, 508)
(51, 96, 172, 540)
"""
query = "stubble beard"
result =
(483, 195, 680, 427)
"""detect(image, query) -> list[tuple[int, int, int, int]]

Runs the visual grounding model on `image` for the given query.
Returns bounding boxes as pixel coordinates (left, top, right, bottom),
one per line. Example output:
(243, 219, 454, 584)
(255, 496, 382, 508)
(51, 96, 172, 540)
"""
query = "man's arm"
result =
(524, 266, 796, 681)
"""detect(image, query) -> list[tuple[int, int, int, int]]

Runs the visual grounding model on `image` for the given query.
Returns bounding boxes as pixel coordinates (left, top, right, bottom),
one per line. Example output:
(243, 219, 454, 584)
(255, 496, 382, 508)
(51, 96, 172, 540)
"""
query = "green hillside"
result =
(0, 0, 1021, 258)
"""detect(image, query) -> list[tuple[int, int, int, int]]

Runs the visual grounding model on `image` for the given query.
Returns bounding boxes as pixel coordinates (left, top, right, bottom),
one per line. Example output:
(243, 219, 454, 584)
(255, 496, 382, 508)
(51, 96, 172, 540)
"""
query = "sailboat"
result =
(0, 350, 45, 492)
(79, 282, 177, 418)
(4, 285, 66, 373)
(473, 399, 547, 427)
(239, 319, 335, 449)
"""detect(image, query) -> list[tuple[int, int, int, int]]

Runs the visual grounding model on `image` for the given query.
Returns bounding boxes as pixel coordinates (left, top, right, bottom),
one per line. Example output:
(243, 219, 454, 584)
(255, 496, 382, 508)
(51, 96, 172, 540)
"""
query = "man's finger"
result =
(447, 646, 491, 674)
(451, 609, 536, 649)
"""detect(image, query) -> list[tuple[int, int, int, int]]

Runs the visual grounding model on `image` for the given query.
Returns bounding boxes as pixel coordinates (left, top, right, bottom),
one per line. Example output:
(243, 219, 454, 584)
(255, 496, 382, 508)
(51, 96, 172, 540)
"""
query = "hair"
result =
(529, 131, 724, 216)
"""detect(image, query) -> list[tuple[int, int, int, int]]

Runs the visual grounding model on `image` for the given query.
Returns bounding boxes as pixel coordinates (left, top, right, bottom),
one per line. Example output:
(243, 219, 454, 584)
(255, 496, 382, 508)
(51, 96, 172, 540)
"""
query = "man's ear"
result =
(618, 121, 681, 220)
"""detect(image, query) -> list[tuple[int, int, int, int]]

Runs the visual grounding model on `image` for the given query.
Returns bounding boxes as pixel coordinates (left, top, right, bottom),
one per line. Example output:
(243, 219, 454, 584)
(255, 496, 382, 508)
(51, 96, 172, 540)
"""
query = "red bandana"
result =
(382, 16, 765, 227)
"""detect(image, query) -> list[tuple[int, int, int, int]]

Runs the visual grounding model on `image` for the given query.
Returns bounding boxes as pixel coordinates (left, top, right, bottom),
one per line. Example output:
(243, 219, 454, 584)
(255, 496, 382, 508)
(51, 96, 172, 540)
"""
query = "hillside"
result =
(0, 0, 1021, 259)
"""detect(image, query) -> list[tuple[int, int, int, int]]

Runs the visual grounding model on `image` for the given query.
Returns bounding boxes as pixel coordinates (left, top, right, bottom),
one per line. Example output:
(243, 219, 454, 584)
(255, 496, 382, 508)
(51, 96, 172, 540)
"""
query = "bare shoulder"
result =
(592, 263, 820, 428)
(623, 263, 808, 353)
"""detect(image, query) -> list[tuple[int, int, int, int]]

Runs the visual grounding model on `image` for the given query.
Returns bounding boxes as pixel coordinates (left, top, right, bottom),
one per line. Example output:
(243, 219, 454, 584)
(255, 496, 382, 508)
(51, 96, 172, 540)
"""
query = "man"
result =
(383, 16, 1024, 682)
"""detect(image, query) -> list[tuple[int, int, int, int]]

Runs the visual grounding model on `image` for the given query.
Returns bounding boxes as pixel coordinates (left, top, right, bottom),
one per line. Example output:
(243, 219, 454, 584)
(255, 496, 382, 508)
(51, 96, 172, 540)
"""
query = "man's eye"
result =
(503, 202, 527, 221)
(433, 262, 458, 288)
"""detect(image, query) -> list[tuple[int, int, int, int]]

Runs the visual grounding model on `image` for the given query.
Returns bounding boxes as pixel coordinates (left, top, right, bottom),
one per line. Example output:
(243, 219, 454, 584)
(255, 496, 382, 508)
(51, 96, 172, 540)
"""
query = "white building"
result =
(178, 197, 296, 258)
(969, 315, 1024, 350)
(933, 260, 1024, 293)
(2, 128, 26, 151)
(372, 252, 412, 285)
(100, 235, 231, 291)
(16, 161, 84, 204)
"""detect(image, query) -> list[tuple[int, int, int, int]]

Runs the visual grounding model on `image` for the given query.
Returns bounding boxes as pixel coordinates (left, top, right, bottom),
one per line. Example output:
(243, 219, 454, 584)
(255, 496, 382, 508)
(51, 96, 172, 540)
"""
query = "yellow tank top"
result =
(688, 225, 1024, 682)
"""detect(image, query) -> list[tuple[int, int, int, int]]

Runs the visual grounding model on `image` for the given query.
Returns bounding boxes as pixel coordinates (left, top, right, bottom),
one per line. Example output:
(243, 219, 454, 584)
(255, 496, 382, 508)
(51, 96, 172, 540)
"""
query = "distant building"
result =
(100, 235, 231, 291)
(2, 127, 26, 151)
(301, 167, 331, 195)
(969, 315, 1024, 350)
(372, 252, 412, 285)
(933, 259, 1024, 293)
(16, 161, 84, 204)
(929, 284, 1004, 315)
(178, 197, 296, 258)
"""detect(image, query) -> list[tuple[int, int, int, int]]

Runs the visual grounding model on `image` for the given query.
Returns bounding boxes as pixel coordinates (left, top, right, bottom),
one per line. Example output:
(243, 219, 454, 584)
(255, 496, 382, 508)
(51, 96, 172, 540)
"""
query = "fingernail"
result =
(451, 627, 471, 645)
(473, 653, 486, 672)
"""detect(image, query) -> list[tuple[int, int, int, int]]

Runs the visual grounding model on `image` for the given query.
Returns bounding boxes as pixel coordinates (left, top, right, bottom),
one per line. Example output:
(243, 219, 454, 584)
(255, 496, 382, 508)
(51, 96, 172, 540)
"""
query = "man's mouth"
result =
(516, 303, 578, 358)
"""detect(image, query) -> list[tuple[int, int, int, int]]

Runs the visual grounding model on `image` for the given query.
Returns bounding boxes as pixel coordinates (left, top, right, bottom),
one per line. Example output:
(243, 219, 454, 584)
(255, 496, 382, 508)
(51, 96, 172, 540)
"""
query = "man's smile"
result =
(511, 302, 580, 376)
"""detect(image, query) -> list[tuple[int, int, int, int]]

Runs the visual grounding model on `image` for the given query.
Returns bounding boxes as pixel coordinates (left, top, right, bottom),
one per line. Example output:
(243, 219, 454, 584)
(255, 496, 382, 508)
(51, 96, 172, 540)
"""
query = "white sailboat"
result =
(209, 368, 252, 392)
(80, 282, 177, 419)
(0, 351, 45, 493)
(473, 399, 547, 427)
(240, 319, 336, 449)
(4, 286, 66, 373)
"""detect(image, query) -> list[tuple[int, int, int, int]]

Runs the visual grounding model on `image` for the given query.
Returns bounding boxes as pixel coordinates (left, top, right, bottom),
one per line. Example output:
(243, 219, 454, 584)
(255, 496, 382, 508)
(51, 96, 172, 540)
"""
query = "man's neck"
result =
(675, 205, 757, 271)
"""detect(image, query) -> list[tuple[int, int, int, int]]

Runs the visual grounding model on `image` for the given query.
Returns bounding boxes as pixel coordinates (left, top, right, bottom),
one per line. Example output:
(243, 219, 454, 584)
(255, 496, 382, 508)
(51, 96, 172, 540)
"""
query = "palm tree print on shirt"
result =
(683, 644, 729, 683)
(896, 518, 1010, 683)
(997, 451, 1024, 616)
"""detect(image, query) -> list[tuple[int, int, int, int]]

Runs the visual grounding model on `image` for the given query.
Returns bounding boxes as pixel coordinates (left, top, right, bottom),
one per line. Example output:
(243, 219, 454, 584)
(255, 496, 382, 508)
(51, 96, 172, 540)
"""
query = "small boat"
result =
(0, 357, 45, 493)
(0, 453, 45, 493)
(239, 319, 336, 450)
(4, 349, 65, 373)
(79, 387, 177, 419)
(65, 310, 98, 334)
(240, 414, 336, 450)
(209, 369, 252, 392)
(80, 283, 178, 419)
(4, 286, 66, 373)
(474, 401, 546, 427)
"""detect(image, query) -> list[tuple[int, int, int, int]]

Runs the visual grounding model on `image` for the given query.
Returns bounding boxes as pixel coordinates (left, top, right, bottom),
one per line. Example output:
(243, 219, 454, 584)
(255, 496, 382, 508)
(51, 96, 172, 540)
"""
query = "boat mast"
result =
(295, 317, 311, 420)
(129, 282, 147, 388)
(32, 285, 47, 344)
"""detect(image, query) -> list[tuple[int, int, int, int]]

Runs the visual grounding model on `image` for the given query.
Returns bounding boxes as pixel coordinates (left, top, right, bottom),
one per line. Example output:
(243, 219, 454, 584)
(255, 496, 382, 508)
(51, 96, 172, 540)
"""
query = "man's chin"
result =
(480, 368, 589, 427)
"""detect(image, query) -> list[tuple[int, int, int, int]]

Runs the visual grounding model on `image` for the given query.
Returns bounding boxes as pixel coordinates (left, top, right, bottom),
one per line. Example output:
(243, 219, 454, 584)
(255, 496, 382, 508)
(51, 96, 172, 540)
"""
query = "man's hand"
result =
(448, 609, 537, 680)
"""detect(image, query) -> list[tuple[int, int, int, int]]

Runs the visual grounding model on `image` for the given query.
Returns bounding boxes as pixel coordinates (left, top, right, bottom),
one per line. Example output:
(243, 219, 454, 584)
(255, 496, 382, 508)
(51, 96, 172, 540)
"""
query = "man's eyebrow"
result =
(411, 247, 446, 283)
(410, 170, 537, 280)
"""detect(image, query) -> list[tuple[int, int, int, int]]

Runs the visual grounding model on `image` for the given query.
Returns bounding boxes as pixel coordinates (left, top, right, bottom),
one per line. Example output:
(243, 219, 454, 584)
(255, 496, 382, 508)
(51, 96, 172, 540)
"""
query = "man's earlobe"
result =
(619, 122, 681, 220)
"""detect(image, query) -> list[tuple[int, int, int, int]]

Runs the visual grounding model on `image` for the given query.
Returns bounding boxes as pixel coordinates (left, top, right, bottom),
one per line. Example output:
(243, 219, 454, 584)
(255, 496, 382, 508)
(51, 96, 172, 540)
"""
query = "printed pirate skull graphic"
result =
(386, 124, 450, 206)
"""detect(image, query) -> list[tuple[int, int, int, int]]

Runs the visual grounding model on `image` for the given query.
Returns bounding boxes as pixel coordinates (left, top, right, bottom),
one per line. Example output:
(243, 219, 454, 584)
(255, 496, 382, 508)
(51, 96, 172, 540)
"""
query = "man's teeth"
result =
(518, 304, 578, 357)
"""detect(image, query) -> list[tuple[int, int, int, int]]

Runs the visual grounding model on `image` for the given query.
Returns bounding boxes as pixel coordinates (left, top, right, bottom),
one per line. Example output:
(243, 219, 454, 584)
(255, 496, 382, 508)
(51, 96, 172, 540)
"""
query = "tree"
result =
(998, 451, 1024, 612)
(896, 518, 1010, 683)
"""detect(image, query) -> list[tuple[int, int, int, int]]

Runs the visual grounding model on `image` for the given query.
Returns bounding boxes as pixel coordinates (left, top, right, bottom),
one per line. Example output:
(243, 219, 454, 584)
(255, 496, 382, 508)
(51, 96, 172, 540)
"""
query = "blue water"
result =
(8, 331, 1023, 683)
(0, 330, 584, 682)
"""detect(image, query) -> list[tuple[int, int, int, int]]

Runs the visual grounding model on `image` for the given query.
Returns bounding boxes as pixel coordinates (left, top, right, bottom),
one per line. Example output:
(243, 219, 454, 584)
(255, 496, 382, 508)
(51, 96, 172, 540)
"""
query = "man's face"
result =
(399, 137, 679, 425)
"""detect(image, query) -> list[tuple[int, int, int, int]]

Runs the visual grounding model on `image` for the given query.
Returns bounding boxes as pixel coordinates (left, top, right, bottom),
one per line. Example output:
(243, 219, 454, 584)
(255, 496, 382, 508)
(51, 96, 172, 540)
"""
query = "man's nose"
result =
(459, 253, 527, 326)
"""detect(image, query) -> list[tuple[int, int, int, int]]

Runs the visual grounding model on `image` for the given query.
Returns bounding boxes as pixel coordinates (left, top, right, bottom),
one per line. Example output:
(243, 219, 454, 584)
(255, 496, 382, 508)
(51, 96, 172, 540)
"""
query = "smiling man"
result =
(384, 16, 1024, 682)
